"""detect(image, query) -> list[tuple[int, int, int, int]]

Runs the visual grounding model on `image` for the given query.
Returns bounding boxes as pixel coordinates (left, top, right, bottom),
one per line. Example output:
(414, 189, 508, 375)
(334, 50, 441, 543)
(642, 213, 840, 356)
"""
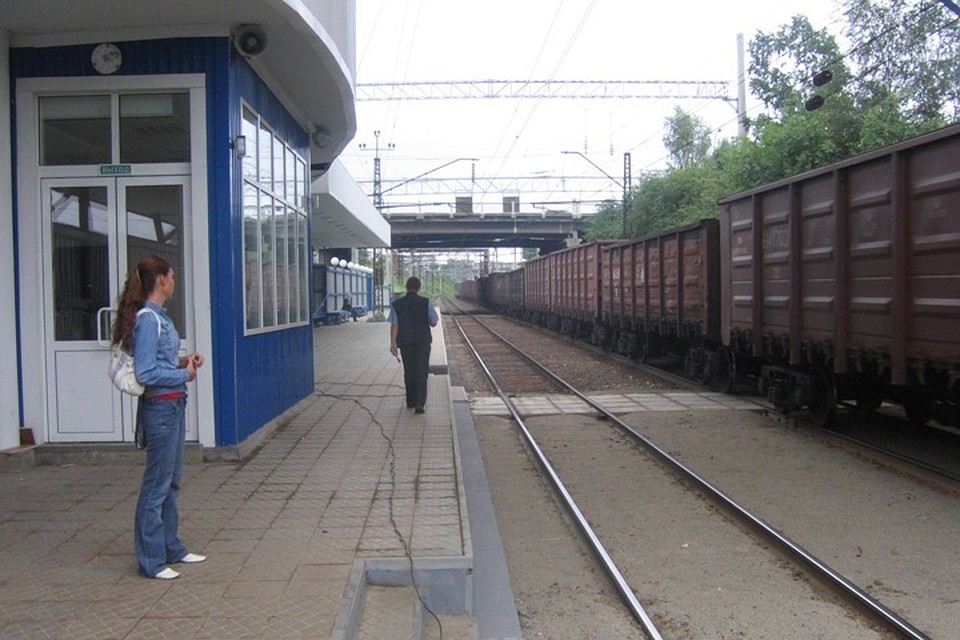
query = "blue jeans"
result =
(134, 396, 188, 576)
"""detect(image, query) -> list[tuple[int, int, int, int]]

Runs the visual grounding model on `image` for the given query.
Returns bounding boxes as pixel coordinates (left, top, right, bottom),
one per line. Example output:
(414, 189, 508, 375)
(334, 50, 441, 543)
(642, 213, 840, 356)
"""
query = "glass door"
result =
(43, 177, 192, 442)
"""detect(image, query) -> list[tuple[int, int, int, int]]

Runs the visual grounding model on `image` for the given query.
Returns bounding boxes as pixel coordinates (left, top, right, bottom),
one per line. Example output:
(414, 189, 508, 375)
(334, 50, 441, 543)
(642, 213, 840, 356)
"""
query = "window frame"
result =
(240, 100, 310, 334)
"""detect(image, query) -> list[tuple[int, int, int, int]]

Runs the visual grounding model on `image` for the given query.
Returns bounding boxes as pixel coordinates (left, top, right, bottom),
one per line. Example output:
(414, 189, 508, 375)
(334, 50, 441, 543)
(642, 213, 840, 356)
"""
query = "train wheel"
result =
(637, 334, 650, 363)
(692, 350, 713, 386)
(601, 330, 613, 353)
(845, 376, 885, 413)
(904, 395, 932, 428)
(807, 368, 836, 428)
(855, 388, 884, 413)
(711, 347, 736, 394)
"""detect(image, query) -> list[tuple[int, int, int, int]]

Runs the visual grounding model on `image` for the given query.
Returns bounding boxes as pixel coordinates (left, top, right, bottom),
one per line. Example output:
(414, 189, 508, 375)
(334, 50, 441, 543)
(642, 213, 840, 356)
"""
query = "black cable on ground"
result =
(316, 385, 445, 640)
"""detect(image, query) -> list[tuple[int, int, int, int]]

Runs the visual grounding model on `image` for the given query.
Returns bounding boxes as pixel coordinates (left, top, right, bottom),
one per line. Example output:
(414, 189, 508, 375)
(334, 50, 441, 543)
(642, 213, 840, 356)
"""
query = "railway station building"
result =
(0, 1, 390, 455)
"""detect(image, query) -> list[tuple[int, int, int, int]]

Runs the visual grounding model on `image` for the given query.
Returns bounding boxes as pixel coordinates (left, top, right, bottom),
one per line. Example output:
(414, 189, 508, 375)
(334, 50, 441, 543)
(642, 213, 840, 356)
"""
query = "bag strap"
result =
(136, 307, 162, 338)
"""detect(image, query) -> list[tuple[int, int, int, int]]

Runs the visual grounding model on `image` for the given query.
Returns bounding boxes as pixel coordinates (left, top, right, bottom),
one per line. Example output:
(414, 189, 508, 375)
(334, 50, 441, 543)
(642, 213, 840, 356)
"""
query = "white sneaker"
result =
(179, 552, 206, 564)
(154, 567, 180, 580)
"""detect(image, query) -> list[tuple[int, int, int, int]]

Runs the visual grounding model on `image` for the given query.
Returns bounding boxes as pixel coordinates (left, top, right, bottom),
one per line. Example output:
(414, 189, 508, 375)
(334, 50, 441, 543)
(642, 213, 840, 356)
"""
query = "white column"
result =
(0, 29, 22, 450)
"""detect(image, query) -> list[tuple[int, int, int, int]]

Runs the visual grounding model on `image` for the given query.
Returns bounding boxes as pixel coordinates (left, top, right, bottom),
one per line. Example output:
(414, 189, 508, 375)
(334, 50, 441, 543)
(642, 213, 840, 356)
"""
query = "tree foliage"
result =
(722, 0, 957, 183)
(628, 167, 732, 237)
(748, 15, 848, 116)
(663, 106, 713, 168)
(583, 199, 624, 241)
(584, 0, 960, 241)
(585, 167, 733, 240)
(845, 0, 960, 123)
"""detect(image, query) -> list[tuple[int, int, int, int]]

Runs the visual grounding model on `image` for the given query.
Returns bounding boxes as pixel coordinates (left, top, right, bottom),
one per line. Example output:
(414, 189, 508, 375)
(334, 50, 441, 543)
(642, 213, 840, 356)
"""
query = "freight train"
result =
(457, 124, 960, 428)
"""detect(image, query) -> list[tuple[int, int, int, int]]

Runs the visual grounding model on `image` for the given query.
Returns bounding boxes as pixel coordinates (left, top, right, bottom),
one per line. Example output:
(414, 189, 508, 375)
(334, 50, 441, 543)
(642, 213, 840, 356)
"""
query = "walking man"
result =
(388, 277, 439, 413)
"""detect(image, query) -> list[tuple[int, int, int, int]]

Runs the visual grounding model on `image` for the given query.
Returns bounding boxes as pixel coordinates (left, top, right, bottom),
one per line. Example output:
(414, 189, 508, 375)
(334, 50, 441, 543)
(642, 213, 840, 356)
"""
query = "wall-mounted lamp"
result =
(234, 135, 247, 158)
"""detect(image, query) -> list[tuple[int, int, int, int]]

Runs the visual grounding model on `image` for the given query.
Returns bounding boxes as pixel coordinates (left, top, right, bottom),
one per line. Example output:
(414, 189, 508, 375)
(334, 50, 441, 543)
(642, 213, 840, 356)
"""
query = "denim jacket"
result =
(133, 301, 189, 394)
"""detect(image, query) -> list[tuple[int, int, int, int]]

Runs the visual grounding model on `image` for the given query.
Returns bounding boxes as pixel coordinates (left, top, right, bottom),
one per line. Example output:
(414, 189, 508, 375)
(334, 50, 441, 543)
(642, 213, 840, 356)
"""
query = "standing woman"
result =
(112, 255, 206, 580)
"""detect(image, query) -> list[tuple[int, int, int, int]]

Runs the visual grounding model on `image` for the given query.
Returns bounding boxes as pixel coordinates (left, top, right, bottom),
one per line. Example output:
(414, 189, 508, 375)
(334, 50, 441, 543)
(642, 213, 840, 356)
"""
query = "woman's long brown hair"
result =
(111, 255, 171, 351)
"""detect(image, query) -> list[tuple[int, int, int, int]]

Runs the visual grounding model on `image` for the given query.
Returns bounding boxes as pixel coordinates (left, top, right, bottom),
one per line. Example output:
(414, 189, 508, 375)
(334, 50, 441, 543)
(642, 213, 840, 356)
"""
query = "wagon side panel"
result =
(904, 136, 960, 375)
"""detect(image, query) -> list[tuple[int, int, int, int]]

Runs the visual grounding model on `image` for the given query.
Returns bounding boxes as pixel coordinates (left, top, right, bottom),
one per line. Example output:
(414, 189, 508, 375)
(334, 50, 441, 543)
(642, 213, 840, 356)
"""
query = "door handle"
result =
(96, 307, 114, 347)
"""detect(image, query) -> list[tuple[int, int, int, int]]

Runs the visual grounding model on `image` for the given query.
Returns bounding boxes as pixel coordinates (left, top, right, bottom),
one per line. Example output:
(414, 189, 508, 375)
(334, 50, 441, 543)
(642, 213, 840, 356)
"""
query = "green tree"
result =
(714, 111, 842, 190)
(663, 107, 713, 168)
(735, 14, 866, 182)
(444, 258, 479, 285)
(726, 3, 953, 187)
(748, 15, 848, 117)
(583, 198, 624, 241)
(521, 247, 540, 261)
(627, 167, 731, 237)
(584, 166, 732, 240)
(844, 0, 960, 124)
(587, 3, 960, 239)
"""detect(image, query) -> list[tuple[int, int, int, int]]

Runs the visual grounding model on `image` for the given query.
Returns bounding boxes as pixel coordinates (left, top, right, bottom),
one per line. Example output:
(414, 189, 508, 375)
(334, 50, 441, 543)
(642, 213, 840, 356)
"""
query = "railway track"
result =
(447, 299, 960, 485)
(450, 302, 932, 639)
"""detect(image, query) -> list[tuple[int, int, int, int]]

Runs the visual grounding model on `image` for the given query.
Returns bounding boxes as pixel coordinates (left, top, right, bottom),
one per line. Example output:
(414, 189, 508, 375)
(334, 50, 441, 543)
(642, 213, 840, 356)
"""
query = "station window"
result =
(39, 92, 190, 166)
(39, 95, 111, 165)
(241, 103, 309, 333)
(120, 93, 191, 163)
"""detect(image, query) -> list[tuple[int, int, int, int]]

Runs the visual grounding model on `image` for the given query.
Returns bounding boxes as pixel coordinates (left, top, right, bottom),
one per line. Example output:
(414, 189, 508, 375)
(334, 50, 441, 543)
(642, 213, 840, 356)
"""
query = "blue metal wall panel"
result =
(319, 266, 373, 313)
(11, 38, 226, 78)
(11, 38, 315, 448)
(225, 58, 313, 447)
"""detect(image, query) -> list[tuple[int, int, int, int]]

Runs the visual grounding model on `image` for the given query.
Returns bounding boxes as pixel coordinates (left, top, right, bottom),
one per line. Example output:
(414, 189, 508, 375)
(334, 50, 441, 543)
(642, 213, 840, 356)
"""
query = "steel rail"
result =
(452, 314, 665, 640)
(547, 310, 960, 487)
(456, 307, 931, 640)
(816, 415, 960, 484)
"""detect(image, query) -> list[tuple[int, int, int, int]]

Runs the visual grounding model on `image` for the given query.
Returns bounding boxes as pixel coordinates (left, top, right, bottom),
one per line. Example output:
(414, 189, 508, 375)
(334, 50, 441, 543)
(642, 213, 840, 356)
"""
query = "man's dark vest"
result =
(393, 292, 432, 347)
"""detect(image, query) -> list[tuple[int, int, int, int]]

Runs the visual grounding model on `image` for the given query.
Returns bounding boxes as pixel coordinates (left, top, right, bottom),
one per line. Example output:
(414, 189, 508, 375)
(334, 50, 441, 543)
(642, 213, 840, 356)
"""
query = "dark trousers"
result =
(399, 342, 431, 408)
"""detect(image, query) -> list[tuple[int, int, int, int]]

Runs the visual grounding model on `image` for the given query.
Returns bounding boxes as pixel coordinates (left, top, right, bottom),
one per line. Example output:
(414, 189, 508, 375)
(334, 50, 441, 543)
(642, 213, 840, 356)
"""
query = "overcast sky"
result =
(340, 0, 845, 213)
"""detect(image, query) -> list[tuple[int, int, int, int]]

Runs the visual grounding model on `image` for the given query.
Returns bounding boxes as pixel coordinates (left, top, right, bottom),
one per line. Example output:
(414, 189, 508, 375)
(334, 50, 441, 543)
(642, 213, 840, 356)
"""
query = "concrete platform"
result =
(0, 314, 521, 639)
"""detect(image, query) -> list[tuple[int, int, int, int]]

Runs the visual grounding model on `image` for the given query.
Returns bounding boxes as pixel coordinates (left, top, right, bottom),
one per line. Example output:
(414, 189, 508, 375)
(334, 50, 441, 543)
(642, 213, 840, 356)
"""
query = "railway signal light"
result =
(812, 69, 833, 87)
(805, 95, 826, 111)
(805, 68, 833, 111)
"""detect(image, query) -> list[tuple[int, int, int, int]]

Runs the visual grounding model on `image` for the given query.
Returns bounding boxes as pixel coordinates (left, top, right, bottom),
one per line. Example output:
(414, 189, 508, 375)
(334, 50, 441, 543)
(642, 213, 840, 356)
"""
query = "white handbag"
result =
(108, 308, 161, 395)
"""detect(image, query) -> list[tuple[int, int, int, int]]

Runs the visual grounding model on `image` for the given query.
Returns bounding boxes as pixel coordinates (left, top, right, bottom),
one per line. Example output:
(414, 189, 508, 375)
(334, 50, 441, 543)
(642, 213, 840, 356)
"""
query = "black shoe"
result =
(415, 407, 425, 414)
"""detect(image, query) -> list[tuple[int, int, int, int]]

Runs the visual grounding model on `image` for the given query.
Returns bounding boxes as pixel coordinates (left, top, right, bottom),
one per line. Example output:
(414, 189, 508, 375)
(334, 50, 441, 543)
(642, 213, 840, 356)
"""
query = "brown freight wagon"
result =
(504, 267, 525, 318)
(524, 241, 614, 337)
(476, 275, 491, 308)
(485, 271, 509, 310)
(484, 269, 524, 316)
(523, 252, 550, 326)
(455, 278, 479, 303)
(719, 123, 960, 426)
(598, 219, 721, 380)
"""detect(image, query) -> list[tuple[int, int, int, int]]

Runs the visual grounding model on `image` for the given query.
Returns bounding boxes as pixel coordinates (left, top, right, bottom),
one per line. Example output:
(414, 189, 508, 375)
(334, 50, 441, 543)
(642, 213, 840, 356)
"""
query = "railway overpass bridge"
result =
(386, 210, 590, 253)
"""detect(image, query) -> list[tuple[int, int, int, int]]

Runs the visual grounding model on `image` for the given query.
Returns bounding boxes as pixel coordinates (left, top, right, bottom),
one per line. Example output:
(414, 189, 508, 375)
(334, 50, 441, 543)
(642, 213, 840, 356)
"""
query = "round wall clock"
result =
(91, 43, 122, 75)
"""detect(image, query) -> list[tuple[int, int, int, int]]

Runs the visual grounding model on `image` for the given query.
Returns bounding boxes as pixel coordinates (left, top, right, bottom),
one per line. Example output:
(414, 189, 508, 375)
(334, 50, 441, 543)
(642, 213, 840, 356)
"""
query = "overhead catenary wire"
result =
(481, 0, 604, 211)
(350, 2, 955, 216)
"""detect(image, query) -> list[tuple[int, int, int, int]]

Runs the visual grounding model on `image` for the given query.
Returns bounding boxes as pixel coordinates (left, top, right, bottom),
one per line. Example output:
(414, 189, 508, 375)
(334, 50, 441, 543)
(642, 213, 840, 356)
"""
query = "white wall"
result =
(0, 30, 21, 450)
